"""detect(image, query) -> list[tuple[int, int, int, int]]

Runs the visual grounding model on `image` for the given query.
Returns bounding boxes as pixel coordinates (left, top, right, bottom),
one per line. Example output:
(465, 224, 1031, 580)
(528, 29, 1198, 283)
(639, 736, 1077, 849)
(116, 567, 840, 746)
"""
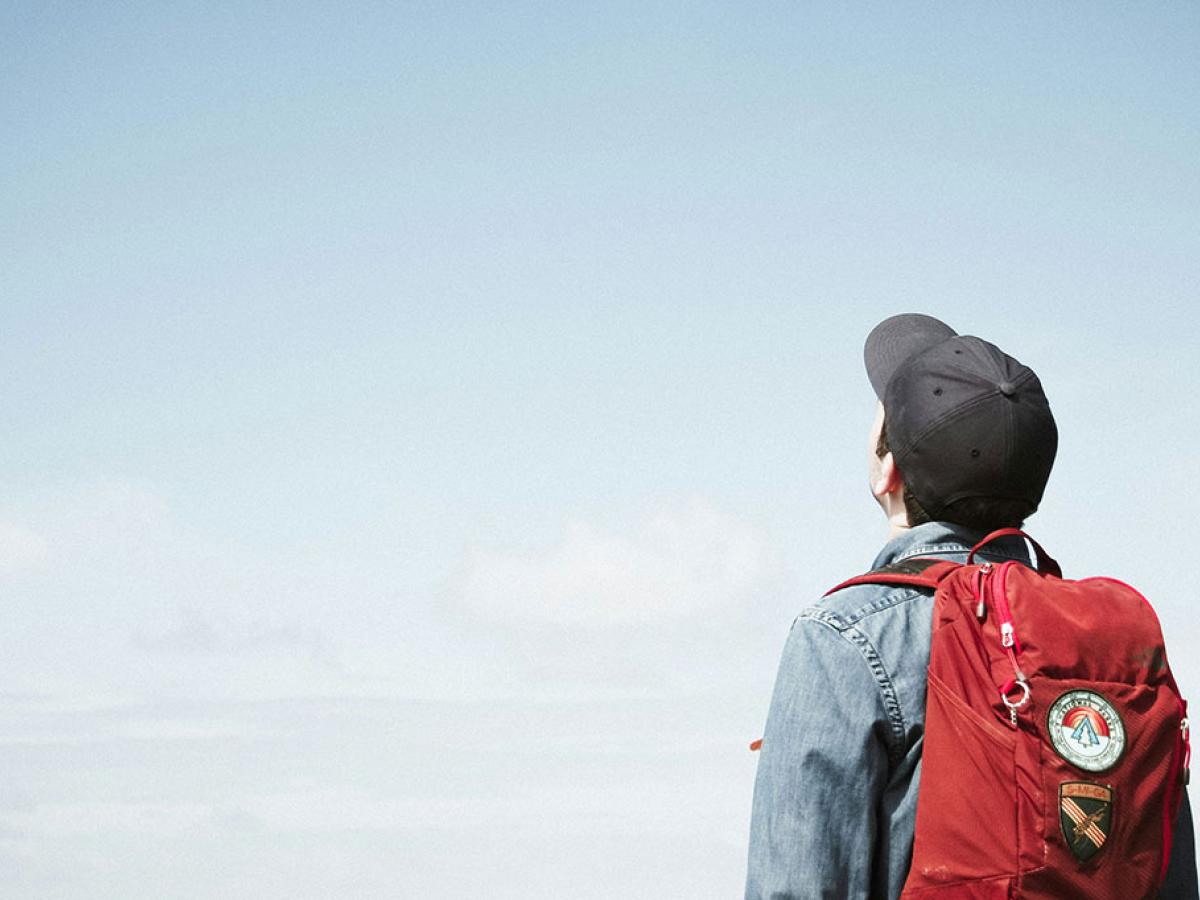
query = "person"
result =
(744, 313, 1198, 899)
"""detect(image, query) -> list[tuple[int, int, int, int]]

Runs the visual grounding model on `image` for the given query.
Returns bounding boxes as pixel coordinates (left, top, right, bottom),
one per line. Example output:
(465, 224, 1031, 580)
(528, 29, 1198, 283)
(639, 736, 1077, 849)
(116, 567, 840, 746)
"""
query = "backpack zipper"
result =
(990, 562, 1022, 657)
(980, 561, 1029, 726)
(1162, 703, 1191, 883)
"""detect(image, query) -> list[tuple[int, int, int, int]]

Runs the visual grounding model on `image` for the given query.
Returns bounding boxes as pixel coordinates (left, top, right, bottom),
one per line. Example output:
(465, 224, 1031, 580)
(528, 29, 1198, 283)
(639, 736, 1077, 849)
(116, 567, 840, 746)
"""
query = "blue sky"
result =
(2, 3, 1199, 896)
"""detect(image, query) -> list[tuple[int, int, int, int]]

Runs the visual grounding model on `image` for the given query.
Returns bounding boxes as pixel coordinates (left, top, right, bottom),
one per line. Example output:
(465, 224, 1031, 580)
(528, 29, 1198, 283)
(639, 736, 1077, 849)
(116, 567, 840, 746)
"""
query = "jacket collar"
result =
(870, 520, 1033, 569)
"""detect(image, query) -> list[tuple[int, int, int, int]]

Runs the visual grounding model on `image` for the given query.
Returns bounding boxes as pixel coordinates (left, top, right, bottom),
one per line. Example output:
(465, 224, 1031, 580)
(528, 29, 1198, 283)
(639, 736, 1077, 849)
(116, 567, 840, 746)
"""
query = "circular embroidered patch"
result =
(1047, 690, 1126, 772)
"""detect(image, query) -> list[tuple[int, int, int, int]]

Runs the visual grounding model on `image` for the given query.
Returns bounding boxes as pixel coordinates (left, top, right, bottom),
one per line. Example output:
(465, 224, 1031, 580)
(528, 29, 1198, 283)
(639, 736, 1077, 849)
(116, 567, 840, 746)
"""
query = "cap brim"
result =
(864, 313, 958, 399)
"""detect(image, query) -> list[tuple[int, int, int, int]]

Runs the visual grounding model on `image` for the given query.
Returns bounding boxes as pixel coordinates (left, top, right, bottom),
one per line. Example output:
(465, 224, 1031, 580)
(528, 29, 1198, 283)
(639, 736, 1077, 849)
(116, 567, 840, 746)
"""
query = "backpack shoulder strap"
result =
(824, 556, 961, 597)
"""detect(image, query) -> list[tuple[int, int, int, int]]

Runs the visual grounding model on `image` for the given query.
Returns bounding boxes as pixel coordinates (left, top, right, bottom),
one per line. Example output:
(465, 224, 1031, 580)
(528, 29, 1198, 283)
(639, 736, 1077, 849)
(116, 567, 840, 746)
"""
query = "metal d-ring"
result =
(1001, 679, 1031, 710)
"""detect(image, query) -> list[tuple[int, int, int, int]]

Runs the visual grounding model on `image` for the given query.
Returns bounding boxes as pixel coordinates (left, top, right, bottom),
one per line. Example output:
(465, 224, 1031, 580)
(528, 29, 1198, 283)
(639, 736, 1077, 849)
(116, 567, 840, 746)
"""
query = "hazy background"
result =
(2, 3, 1198, 897)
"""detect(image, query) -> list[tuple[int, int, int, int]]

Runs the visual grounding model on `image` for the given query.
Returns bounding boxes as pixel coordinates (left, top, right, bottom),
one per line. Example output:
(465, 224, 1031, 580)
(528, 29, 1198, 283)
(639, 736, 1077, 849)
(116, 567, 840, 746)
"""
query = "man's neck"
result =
(885, 512, 910, 541)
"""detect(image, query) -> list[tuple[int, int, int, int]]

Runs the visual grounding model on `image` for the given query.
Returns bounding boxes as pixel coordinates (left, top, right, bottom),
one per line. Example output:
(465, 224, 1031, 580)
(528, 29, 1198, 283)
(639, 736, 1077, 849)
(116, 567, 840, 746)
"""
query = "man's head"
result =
(864, 314, 1058, 531)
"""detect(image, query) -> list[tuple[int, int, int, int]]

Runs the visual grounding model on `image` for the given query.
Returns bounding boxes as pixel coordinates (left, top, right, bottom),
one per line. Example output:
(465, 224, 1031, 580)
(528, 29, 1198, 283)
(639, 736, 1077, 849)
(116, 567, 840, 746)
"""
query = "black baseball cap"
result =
(864, 314, 1057, 520)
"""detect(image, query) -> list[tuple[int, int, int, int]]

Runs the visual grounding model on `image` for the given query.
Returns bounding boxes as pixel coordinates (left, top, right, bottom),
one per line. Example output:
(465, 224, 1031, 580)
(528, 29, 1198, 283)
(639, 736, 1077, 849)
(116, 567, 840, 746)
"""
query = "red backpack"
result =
(827, 528, 1190, 899)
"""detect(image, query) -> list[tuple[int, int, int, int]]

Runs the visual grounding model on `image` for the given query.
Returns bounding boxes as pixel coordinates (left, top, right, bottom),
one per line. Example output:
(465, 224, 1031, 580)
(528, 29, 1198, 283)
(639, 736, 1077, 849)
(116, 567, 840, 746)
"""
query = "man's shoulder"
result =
(801, 576, 936, 631)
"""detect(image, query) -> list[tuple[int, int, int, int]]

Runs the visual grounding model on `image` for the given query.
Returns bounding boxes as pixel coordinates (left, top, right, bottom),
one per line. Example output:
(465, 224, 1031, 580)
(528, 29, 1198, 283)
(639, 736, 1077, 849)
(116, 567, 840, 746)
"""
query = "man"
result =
(744, 314, 1197, 899)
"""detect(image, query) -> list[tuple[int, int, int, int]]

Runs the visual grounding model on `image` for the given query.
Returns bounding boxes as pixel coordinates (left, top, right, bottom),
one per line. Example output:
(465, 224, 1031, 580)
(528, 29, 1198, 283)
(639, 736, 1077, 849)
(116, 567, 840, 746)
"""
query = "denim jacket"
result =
(745, 521, 1197, 899)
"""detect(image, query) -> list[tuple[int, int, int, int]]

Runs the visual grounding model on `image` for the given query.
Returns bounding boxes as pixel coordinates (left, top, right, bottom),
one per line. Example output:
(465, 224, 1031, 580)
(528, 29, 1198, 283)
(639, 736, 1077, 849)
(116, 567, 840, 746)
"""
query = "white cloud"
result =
(0, 522, 49, 574)
(0, 478, 172, 583)
(451, 499, 775, 626)
(131, 606, 336, 664)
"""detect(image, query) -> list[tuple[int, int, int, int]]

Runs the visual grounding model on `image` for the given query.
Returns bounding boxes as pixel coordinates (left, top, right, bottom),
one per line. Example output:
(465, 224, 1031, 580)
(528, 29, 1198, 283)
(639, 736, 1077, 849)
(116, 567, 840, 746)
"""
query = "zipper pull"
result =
(1182, 718, 1191, 786)
(974, 563, 991, 622)
(989, 561, 1023, 655)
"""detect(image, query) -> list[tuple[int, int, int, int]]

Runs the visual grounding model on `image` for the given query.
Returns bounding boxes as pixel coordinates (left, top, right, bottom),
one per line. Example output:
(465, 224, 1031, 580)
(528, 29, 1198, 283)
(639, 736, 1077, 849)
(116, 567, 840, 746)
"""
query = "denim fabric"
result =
(745, 521, 1198, 900)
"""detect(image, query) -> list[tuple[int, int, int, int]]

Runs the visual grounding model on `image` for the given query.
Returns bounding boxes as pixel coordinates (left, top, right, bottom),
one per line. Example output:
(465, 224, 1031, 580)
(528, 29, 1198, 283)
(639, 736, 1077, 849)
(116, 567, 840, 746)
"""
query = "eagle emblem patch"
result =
(1047, 690, 1126, 772)
(1059, 781, 1113, 862)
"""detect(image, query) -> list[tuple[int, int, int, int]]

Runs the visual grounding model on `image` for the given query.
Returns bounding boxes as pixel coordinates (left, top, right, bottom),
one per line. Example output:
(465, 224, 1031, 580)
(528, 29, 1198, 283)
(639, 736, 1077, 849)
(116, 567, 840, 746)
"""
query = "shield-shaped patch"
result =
(1059, 781, 1114, 863)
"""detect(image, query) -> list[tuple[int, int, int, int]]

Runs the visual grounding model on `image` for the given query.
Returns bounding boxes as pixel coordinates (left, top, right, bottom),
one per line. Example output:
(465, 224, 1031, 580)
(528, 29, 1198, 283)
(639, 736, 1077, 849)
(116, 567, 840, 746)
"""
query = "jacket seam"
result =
(840, 586, 929, 626)
(800, 609, 906, 764)
(894, 542, 1027, 564)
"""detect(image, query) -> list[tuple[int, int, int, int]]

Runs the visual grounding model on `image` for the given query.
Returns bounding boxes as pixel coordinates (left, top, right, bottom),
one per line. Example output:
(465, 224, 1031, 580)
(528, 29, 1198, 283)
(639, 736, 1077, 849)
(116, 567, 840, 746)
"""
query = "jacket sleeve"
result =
(745, 612, 893, 900)
(1159, 789, 1199, 899)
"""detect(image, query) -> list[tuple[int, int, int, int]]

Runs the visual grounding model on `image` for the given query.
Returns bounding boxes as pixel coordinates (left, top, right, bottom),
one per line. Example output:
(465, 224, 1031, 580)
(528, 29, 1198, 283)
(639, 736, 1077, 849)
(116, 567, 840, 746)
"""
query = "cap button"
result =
(998, 381, 1016, 397)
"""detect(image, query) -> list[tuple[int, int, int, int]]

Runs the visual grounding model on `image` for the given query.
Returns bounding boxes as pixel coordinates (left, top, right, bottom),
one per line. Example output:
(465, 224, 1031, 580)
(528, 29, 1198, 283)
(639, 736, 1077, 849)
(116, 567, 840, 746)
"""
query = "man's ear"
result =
(873, 451, 903, 499)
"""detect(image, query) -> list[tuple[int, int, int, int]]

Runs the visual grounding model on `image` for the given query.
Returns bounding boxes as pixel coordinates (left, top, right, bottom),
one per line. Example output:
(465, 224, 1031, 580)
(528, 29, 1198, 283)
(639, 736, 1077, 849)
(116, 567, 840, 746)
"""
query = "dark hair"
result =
(876, 418, 1030, 531)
